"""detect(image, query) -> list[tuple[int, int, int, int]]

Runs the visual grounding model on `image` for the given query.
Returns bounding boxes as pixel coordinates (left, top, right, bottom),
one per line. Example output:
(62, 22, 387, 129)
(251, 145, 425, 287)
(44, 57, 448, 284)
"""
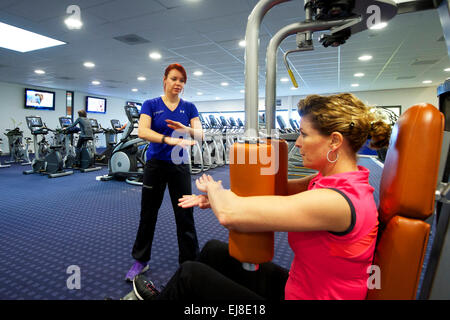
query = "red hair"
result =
(164, 63, 187, 83)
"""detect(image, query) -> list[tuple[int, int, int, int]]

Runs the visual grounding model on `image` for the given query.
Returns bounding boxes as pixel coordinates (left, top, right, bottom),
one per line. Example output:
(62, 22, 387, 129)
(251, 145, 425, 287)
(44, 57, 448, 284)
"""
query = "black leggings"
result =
(132, 159, 199, 264)
(157, 240, 289, 300)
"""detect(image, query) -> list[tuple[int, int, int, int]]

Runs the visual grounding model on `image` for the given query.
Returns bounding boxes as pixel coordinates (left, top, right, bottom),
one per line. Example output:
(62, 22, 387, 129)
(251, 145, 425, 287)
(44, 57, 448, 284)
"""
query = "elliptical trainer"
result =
(100, 105, 148, 185)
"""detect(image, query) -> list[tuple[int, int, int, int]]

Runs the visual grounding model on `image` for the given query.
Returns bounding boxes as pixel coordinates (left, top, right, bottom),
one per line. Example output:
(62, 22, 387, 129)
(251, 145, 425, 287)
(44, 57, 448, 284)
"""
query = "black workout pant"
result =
(157, 240, 289, 300)
(132, 159, 199, 264)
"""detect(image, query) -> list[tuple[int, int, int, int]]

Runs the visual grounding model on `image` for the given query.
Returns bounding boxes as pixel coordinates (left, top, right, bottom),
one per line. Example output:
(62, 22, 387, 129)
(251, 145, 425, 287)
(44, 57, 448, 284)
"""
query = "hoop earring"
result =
(327, 150, 338, 163)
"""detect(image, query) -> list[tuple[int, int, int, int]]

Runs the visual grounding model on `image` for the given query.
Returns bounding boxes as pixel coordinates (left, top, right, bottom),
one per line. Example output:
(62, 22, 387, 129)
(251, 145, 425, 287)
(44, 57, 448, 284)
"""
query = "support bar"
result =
(244, 0, 293, 141)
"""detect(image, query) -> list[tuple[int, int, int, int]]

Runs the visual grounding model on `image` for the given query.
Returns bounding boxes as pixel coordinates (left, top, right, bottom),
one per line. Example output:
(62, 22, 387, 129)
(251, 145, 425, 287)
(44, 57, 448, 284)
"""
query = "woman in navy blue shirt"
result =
(125, 63, 204, 281)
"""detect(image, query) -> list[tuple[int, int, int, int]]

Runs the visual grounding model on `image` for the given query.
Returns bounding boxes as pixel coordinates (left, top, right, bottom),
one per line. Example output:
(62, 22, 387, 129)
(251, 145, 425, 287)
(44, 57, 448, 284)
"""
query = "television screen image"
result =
(86, 96, 106, 114)
(25, 89, 55, 110)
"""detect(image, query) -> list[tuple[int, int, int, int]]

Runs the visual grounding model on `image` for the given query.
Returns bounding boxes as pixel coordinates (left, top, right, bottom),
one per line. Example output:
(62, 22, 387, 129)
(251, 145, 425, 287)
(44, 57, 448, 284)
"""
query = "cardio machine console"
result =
(25, 116, 47, 135)
(111, 119, 122, 130)
(59, 117, 72, 128)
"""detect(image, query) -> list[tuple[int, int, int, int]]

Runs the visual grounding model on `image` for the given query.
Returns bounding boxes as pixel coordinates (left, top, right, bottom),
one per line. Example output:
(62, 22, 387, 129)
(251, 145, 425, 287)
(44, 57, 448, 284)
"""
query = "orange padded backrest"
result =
(367, 104, 444, 300)
(378, 104, 444, 224)
(229, 139, 288, 264)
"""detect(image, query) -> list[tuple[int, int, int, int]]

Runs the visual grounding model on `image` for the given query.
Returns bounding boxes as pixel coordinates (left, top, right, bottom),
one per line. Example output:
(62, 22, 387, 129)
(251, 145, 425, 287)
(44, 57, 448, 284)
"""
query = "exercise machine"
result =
(58, 116, 79, 169)
(4, 127, 31, 165)
(23, 116, 73, 178)
(230, 0, 398, 272)
(0, 138, 11, 168)
(100, 105, 148, 185)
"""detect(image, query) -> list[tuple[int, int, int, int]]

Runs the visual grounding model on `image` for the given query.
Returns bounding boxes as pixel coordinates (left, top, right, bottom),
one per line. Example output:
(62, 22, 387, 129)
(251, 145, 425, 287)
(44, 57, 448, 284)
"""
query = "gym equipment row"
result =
(17, 115, 123, 178)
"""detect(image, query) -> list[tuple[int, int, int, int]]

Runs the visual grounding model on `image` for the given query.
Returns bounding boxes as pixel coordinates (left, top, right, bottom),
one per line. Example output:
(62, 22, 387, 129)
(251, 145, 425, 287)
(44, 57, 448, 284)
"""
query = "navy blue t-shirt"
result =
(141, 97, 199, 163)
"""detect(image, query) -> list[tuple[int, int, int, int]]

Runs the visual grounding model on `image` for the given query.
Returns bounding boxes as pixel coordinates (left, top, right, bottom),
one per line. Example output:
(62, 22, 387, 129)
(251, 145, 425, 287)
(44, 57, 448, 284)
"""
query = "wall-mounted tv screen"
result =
(86, 96, 106, 114)
(126, 101, 142, 112)
(25, 88, 55, 110)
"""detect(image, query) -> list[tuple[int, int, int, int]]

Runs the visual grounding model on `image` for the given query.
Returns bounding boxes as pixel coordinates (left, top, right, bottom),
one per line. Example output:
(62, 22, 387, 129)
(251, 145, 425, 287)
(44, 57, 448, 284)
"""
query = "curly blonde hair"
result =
(297, 93, 392, 152)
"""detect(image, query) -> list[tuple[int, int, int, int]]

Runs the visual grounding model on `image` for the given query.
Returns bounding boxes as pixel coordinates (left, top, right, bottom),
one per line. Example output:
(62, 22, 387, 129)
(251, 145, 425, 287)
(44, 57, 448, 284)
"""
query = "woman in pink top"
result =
(131, 93, 392, 301)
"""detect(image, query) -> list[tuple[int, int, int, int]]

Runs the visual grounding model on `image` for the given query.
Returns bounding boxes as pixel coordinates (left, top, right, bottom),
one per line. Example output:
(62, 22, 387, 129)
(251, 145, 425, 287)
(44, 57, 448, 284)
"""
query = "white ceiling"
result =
(0, 0, 448, 103)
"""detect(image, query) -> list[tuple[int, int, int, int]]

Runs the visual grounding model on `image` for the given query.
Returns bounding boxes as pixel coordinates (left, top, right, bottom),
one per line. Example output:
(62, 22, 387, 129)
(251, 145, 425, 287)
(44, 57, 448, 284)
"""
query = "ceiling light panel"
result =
(0, 22, 65, 52)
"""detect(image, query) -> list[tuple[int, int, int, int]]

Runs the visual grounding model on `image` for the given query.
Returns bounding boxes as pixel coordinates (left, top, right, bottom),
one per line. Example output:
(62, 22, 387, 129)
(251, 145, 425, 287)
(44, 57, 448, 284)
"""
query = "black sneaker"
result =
(133, 274, 160, 300)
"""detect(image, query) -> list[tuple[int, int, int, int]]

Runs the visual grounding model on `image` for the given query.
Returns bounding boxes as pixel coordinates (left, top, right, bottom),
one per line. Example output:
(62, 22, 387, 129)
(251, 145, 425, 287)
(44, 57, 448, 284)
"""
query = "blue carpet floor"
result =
(0, 156, 382, 300)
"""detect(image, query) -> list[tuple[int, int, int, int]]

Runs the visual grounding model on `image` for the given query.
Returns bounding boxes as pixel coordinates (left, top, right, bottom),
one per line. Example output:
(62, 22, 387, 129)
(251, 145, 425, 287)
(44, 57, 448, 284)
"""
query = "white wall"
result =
(0, 81, 130, 152)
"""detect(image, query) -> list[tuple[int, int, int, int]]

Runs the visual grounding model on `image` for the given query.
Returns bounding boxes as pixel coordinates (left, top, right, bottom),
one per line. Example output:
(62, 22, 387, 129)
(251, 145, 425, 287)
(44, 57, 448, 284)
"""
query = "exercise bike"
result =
(23, 116, 73, 178)
(58, 117, 80, 169)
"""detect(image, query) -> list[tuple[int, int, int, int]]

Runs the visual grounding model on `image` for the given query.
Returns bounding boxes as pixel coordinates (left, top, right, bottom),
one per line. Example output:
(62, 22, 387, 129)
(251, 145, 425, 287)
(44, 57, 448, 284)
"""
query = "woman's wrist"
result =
(165, 136, 181, 145)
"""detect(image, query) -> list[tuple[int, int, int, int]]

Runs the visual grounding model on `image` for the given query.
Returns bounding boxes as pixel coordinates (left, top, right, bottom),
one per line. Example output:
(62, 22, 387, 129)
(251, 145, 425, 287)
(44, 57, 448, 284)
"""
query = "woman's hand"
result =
(165, 119, 188, 133)
(178, 194, 210, 209)
(195, 174, 222, 193)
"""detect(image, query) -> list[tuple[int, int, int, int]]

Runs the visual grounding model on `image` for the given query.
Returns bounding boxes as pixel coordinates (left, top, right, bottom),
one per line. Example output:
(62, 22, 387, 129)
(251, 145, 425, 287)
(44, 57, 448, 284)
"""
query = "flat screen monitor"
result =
(25, 88, 55, 110)
(86, 96, 106, 114)
(89, 118, 99, 128)
(126, 101, 142, 112)
(111, 119, 122, 129)
(25, 116, 43, 129)
(59, 117, 72, 128)
(128, 106, 140, 119)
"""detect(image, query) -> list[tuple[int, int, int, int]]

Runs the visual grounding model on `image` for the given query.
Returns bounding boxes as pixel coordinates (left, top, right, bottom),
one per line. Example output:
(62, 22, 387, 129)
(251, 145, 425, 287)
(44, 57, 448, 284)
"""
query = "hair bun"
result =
(368, 120, 391, 150)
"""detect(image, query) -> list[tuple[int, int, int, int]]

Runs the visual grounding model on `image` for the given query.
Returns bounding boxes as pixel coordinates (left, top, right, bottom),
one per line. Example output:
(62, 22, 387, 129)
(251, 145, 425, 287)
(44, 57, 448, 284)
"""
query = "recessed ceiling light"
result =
(83, 61, 95, 68)
(422, 80, 432, 84)
(197, 92, 203, 95)
(280, 77, 289, 82)
(221, 82, 229, 86)
(193, 71, 203, 76)
(369, 22, 388, 30)
(149, 51, 162, 60)
(358, 55, 372, 61)
(0, 22, 66, 53)
(65, 17, 83, 30)
(240, 90, 245, 93)
(354, 73, 365, 77)
(239, 40, 246, 47)
(131, 88, 138, 92)
(351, 83, 359, 87)
(215, 97, 221, 100)
(290, 86, 298, 90)
(137, 76, 146, 81)
(92, 80, 100, 85)
(34, 69, 45, 75)
(444, 68, 450, 72)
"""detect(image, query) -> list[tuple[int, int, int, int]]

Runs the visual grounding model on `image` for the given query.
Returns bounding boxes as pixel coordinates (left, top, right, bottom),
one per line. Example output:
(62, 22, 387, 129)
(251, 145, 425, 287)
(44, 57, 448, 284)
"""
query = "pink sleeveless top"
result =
(285, 166, 378, 300)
